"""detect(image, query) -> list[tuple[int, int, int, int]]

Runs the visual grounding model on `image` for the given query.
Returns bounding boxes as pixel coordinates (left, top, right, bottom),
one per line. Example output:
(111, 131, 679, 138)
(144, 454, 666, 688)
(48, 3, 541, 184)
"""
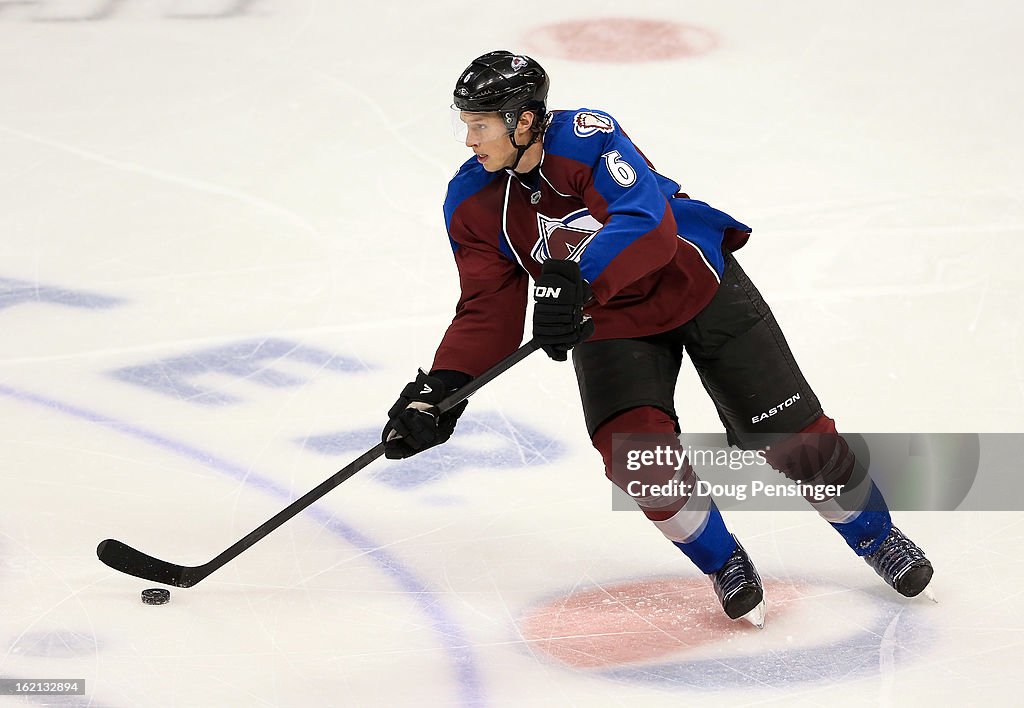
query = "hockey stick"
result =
(97, 339, 541, 588)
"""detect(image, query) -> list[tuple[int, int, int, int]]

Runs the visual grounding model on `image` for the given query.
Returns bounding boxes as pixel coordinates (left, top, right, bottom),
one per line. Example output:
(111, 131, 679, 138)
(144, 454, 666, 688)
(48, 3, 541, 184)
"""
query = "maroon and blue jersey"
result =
(432, 108, 751, 377)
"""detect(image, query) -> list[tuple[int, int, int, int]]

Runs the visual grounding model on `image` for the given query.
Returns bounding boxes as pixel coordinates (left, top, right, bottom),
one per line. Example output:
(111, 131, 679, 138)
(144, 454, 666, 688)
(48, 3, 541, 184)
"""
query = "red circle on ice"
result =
(523, 18, 718, 63)
(518, 577, 796, 668)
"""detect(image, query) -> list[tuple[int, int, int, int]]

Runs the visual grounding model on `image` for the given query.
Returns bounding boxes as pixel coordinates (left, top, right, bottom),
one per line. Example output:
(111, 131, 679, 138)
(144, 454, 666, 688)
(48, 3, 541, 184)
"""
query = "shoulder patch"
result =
(573, 111, 615, 137)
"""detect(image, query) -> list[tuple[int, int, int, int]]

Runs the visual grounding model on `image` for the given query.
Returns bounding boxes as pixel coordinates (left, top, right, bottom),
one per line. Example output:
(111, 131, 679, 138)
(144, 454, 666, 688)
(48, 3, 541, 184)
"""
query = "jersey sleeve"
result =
(430, 206, 528, 378)
(556, 111, 681, 305)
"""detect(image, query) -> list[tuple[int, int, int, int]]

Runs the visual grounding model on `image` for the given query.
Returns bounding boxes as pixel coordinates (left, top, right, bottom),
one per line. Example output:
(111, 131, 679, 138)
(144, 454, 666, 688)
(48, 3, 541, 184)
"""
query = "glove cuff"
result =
(540, 258, 582, 280)
(429, 369, 472, 392)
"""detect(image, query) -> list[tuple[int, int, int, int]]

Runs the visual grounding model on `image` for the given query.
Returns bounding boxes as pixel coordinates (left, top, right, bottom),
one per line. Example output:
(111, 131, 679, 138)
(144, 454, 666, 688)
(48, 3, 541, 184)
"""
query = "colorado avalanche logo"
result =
(573, 111, 615, 137)
(510, 55, 528, 71)
(531, 208, 603, 263)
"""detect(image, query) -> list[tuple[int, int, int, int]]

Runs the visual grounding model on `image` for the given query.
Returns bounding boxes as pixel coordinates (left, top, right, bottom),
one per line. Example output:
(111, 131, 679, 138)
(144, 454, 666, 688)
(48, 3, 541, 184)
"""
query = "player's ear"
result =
(518, 111, 535, 132)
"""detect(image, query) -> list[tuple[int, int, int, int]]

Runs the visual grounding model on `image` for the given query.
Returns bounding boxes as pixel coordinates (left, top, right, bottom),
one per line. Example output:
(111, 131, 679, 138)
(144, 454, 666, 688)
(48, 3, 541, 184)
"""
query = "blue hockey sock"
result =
(670, 502, 737, 574)
(827, 482, 892, 556)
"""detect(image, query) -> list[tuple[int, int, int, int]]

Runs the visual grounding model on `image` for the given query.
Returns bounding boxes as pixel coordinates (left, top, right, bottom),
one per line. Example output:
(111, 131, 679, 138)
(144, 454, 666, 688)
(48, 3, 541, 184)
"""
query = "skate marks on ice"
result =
(516, 576, 936, 690)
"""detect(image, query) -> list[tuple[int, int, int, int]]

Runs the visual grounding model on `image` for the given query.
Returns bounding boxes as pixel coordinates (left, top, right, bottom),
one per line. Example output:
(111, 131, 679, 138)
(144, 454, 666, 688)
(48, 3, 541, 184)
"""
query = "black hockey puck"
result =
(141, 588, 170, 605)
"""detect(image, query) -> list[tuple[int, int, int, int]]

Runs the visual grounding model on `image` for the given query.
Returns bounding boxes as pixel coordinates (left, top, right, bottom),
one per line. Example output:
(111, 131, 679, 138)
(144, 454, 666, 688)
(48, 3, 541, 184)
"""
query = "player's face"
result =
(458, 112, 516, 172)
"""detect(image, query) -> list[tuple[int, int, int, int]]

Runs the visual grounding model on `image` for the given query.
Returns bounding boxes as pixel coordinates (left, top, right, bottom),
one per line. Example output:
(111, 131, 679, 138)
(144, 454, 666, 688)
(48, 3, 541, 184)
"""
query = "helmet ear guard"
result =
(500, 108, 543, 135)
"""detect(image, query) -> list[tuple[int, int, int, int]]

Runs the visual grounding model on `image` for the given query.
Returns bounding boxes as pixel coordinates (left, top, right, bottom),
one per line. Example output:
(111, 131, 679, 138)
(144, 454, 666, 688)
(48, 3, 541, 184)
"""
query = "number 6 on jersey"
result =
(602, 149, 637, 187)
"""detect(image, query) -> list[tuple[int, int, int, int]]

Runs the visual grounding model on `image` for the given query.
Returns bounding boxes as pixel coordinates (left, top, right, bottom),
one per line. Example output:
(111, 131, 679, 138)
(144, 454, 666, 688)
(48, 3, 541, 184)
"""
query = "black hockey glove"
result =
(382, 370, 470, 460)
(532, 259, 595, 361)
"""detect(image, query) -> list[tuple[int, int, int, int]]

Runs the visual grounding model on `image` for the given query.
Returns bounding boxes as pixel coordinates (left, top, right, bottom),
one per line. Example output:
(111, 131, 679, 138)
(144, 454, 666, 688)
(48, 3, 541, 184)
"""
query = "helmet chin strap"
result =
(508, 129, 541, 172)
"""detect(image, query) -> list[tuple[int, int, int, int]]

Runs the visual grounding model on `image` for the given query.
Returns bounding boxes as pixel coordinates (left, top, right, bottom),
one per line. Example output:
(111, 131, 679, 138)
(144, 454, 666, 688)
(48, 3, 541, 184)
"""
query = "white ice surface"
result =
(1, 1, 1023, 706)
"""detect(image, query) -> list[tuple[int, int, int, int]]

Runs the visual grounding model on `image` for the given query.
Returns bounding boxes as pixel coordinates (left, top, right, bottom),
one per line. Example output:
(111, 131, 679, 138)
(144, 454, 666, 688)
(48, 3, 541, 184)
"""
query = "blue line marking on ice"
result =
(110, 338, 372, 405)
(0, 383, 486, 708)
(0, 277, 123, 311)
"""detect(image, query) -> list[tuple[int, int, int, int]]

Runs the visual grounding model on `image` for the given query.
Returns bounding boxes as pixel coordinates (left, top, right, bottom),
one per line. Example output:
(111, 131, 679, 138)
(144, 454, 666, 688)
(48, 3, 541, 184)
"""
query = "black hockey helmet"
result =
(453, 51, 549, 133)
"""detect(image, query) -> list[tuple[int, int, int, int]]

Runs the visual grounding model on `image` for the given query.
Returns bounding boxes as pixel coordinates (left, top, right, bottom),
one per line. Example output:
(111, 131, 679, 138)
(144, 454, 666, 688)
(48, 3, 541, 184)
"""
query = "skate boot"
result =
(864, 525, 933, 597)
(709, 536, 765, 628)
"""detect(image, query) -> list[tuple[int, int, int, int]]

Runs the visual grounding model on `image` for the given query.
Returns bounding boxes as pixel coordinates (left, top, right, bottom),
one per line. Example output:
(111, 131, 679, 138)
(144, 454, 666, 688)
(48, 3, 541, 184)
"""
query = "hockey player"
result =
(381, 51, 933, 626)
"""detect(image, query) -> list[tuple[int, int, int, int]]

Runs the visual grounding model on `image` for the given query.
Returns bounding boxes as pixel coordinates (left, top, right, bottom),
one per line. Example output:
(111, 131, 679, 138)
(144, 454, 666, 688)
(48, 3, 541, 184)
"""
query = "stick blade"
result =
(96, 539, 195, 588)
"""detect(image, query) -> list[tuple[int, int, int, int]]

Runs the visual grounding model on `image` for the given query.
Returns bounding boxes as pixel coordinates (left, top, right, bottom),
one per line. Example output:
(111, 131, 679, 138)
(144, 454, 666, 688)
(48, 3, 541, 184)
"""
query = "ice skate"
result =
(864, 525, 933, 597)
(709, 536, 765, 628)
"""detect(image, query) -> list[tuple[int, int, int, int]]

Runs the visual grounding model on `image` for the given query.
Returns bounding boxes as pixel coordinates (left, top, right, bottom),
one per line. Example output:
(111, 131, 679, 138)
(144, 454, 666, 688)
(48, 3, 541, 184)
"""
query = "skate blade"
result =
(740, 599, 766, 629)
